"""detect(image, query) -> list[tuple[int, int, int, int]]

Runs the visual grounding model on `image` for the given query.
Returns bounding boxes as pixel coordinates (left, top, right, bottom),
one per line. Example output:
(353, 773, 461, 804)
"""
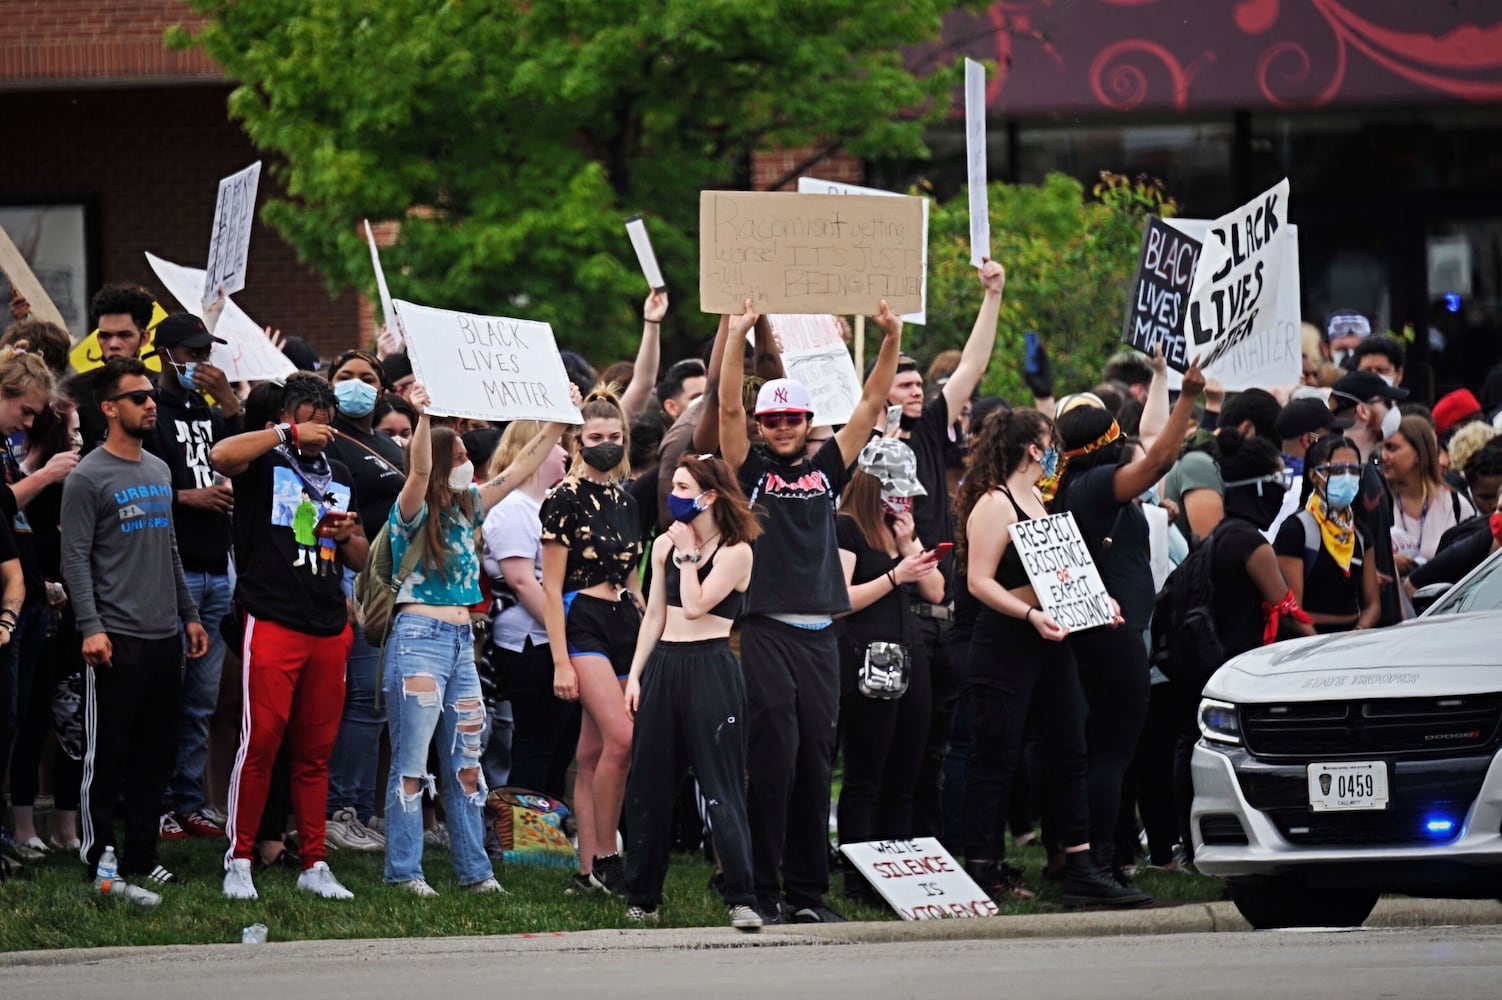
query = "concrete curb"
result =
(4, 898, 1499, 968)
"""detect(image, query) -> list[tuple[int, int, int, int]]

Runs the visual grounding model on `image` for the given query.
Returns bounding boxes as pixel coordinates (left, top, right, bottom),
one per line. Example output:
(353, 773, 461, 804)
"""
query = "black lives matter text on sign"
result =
(1008, 512, 1116, 633)
(1121, 216, 1201, 373)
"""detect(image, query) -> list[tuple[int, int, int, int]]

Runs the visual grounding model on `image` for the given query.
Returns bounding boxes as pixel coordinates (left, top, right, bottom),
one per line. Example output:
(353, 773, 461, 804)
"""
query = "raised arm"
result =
(718, 304, 759, 474)
(618, 290, 667, 418)
(1137, 347, 1171, 451)
(941, 260, 1005, 416)
(752, 313, 784, 381)
(834, 301, 903, 468)
(1112, 358, 1205, 502)
(396, 387, 432, 523)
(690, 314, 733, 457)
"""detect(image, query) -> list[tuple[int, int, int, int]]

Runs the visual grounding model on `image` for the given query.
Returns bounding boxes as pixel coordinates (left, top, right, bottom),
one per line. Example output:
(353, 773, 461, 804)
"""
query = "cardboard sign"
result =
(393, 299, 583, 424)
(839, 838, 997, 921)
(202, 160, 262, 306)
(145, 252, 296, 382)
(1121, 217, 1201, 372)
(1166, 221, 1301, 392)
(796, 177, 928, 325)
(769, 313, 861, 426)
(0, 222, 69, 332)
(964, 58, 991, 268)
(364, 220, 404, 348)
(1183, 178, 1290, 373)
(624, 215, 666, 291)
(1008, 512, 1115, 632)
(698, 191, 924, 316)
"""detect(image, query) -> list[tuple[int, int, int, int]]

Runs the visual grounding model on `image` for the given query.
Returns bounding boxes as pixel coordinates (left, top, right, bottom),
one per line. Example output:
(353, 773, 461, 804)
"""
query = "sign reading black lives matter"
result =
(1184, 178, 1290, 372)
(1008, 512, 1115, 632)
(1121, 217, 1201, 372)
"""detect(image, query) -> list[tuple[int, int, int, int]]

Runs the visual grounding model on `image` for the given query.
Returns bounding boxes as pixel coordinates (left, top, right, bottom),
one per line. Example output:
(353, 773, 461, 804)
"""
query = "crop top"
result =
(995, 487, 1033, 590)
(540, 477, 642, 592)
(662, 544, 744, 621)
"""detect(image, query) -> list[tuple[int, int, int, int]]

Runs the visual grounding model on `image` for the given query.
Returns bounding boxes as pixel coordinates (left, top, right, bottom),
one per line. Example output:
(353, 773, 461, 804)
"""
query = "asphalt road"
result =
(10, 925, 1502, 999)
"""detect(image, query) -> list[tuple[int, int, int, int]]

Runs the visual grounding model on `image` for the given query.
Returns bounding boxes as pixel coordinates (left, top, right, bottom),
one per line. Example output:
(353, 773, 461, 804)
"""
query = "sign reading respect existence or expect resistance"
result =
(392, 299, 584, 424)
(699, 191, 924, 316)
(769, 313, 861, 426)
(839, 838, 997, 921)
(1008, 512, 1115, 632)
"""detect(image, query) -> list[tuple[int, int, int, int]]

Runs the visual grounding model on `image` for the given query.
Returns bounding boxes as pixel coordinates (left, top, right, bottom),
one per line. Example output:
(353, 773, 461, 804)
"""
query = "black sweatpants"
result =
(837, 635, 931, 847)
(1121, 679, 1181, 865)
(80, 632, 183, 876)
(1071, 626, 1151, 867)
(908, 614, 956, 841)
(493, 638, 580, 800)
(625, 639, 754, 910)
(739, 615, 839, 910)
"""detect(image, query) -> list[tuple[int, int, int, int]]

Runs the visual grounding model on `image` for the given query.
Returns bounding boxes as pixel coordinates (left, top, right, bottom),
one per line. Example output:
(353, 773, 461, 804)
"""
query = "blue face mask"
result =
(667, 492, 707, 523)
(1325, 472, 1360, 509)
(1039, 447, 1059, 479)
(334, 379, 378, 418)
(1140, 485, 1159, 506)
(174, 361, 198, 391)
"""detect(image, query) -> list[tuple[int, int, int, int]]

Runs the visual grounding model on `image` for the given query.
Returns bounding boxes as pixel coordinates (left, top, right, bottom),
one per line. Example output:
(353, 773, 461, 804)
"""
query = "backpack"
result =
(353, 522, 426, 648)
(1149, 526, 1227, 688)
(484, 787, 576, 867)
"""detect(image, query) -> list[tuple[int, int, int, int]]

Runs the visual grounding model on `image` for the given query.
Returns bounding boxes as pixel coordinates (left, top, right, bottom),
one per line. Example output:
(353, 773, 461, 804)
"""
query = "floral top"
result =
(390, 485, 485, 606)
(540, 477, 641, 592)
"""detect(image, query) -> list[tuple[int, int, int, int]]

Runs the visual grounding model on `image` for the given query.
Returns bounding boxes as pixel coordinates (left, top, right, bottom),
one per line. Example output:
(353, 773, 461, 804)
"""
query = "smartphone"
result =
(930, 542, 954, 560)
(1023, 331, 1043, 375)
(315, 510, 355, 538)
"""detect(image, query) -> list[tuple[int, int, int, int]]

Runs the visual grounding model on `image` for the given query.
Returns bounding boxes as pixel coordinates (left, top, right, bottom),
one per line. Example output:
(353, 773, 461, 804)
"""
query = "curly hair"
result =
(90, 283, 155, 333)
(954, 407, 1054, 560)
(280, 372, 338, 420)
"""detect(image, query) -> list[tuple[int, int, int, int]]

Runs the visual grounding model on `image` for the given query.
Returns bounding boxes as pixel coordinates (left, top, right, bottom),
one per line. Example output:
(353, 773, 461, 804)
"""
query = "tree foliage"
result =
(171, 0, 964, 361)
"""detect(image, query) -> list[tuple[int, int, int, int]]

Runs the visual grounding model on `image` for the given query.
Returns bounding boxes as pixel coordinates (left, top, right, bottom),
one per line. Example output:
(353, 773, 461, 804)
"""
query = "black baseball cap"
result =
(1329, 371, 1409, 413)
(1276, 397, 1353, 439)
(150, 312, 226, 352)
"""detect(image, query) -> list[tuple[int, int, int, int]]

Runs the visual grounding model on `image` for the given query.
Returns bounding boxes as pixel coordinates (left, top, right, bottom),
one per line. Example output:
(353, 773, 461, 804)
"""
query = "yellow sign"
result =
(67, 302, 169, 374)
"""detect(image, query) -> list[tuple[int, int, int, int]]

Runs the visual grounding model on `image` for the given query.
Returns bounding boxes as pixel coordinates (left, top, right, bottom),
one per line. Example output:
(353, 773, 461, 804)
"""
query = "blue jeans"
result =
(168, 572, 232, 814)
(481, 699, 513, 791)
(382, 613, 492, 885)
(327, 569, 385, 821)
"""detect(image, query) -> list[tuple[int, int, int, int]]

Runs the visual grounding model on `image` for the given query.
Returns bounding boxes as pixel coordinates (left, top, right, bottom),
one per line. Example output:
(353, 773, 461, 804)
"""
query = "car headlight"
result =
(1198, 698, 1242, 746)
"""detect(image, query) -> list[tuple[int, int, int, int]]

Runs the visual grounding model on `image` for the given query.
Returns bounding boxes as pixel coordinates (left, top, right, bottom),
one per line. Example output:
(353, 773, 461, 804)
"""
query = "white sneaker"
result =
(297, 861, 355, 900)
(465, 876, 508, 894)
(325, 808, 382, 853)
(729, 904, 763, 931)
(223, 858, 258, 900)
(395, 877, 439, 898)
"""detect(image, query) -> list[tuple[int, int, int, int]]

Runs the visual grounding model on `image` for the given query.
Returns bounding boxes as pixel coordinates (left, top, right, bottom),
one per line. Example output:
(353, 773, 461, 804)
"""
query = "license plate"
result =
(1307, 760, 1389, 812)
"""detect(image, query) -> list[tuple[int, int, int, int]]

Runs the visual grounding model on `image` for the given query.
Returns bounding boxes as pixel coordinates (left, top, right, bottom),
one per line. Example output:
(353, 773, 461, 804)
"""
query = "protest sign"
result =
(769, 313, 861, 426)
(1182, 178, 1290, 374)
(393, 299, 583, 424)
(1008, 512, 1115, 632)
(364, 220, 404, 348)
(145, 252, 296, 382)
(68, 300, 170, 374)
(796, 177, 928, 325)
(202, 160, 262, 306)
(0, 222, 69, 332)
(699, 191, 924, 316)
(964, 58, 991, 268)
(1166, 220, 1301, 391)
(1120, 217, 1201, 372)
(839, 838, 997, 921)
(624, 215, 666, 291)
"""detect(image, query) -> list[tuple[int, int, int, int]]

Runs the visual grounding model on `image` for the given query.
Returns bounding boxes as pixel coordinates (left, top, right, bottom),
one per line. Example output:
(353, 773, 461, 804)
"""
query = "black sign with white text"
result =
(1121, 216, 1201, 372)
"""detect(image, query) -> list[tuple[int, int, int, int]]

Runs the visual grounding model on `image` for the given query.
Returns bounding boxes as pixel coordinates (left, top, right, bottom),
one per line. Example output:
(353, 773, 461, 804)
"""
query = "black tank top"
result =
(995, 487, 1034, 590)
(662, 544, 745, 621)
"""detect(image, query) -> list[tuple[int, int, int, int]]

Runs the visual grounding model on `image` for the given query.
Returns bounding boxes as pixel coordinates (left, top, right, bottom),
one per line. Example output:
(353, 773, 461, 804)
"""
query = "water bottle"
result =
(95, 845, 119, 895)
(242, 923, 269, 944)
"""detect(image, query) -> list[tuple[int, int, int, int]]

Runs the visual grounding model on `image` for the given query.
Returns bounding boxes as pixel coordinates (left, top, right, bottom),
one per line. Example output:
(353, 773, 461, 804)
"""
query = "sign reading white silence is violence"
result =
(393, 299, 583, 424)
(839, 838, 997, 921)
(1008, 512, 1115, 633)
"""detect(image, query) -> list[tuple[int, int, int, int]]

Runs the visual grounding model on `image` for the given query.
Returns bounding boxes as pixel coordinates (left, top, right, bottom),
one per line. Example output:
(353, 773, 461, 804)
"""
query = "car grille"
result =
(1271, 806, 1461, 847)
(1241, 695, 1502, 758)
(1199, 814, 1249, 846)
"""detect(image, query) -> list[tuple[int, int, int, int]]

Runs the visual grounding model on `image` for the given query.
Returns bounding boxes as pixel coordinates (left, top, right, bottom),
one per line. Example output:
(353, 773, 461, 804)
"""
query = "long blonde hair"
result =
(487, 419, 545, 483)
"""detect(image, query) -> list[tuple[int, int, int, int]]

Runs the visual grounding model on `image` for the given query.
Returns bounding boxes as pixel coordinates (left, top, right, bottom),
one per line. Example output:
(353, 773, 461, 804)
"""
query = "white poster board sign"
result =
(393, 299, 583, 424)
(1008, 511, 1115, 632)
(202, 160, 262, 307)
(145, 252, 296, 382)
(624, 215, 666, 291)
(1166, 221, 1300, 392)
(796, 177, 928, 325)
(839, 838, 997, 920)
(769, 313, 861, 426)
(964, 58, 991, 268)
(364, 220, 404, 349)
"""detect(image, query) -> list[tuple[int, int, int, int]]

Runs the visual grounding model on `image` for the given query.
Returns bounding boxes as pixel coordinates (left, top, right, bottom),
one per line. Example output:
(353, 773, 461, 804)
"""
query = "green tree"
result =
(171, 0, 965, 363)
(916, 171, 1175, 403)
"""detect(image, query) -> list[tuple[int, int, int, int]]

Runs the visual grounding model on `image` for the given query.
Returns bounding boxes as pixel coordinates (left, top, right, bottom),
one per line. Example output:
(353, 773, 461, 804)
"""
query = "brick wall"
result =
(1, 0, 217, 87)
(751, 146, 865, 192)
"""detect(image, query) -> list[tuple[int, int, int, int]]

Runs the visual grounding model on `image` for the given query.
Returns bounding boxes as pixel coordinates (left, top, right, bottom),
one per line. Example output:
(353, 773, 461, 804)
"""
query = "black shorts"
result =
(564, 591, 642, 677)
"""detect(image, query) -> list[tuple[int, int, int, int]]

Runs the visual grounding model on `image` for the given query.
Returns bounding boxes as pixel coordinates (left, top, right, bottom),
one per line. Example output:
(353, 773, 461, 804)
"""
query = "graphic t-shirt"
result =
(231, 451, 359, 637)
(738, 437, 853, 617)
(540, 477, 641, 592)
(390, 486, 485, 606)
(145, 390, 233, 574)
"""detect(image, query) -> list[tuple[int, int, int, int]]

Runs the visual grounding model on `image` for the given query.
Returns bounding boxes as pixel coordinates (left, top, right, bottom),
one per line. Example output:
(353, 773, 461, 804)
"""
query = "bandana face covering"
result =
(1038, 421, 1121, 503)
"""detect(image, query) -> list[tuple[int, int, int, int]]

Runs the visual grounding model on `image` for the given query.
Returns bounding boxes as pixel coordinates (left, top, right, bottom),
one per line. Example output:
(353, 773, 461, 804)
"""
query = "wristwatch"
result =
(274, 422, 292, 445)
(673, 552, 701, 566)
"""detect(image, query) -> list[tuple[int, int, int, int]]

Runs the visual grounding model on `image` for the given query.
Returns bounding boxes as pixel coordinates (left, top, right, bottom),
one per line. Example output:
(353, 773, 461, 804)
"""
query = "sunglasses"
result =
(759, 412, 807, 428)
(107, 389, 159, 406)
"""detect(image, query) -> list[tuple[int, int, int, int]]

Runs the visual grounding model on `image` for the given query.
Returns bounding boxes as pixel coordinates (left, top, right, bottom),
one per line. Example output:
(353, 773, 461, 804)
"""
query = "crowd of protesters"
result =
(2, 268, 1501, 929)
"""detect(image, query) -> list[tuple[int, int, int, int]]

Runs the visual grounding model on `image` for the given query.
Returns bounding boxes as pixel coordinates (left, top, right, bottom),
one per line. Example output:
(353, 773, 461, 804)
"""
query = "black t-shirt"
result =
(1273, 512, 1365, 619)
(1408, 524, 1493, 589)
(836, 515, 910, 647)
(540, 477, 641, 592)
(739, 437, 853, 617)
(0, 515, 20, 565)
(0, 443, 44, 601)
(144, 391, 234, 575)
(325, 417, 406, 534)
(1355, 456, 1400, 625)
(1060, 464, 1152, 631)
(231, 451, 360, 636)
(625, 467, 660, 552)
(25, 479, 63, 580)
(906, 393, 956, 600)
(1210, 518, 1271, 663)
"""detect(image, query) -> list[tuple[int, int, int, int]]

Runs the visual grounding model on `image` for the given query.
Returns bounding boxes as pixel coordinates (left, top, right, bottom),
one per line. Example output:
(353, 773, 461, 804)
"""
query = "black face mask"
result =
(580, 442, 625, 473)
(898, 412, 921, 433)
(1226, 483, 1286, 530)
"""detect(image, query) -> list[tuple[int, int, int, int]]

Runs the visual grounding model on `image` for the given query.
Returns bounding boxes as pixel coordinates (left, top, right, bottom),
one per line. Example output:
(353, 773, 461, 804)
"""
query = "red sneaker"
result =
(158, 813, 189, 842)
(174, 810, 225, 839)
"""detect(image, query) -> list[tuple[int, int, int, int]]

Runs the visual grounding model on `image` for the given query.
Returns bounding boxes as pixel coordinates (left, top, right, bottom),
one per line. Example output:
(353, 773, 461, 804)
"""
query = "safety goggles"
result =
(1224, 472, 1290, 495)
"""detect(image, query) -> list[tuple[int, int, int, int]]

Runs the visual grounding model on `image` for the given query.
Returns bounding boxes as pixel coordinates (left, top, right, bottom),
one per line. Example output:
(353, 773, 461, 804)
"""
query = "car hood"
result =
(1204, 612, 1502, 703)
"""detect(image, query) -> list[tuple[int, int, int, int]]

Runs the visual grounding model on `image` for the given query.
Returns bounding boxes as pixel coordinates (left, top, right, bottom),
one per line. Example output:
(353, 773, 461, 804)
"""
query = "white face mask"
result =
(448, 459, 475, 490)
(1379, 404, 1401, 441)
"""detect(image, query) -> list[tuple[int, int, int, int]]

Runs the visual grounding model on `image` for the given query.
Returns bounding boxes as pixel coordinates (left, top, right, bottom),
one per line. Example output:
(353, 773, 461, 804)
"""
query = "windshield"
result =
(1425, 549, 1502, 617)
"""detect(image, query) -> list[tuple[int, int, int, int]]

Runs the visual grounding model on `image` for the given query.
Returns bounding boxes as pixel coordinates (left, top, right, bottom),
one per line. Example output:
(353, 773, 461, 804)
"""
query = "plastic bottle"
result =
(95, 845, 119, 895)
(242, 923, 269, 944)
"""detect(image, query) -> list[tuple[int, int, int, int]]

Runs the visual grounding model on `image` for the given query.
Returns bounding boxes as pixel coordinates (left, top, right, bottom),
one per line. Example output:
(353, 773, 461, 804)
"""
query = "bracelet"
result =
(644, 318, 660, 326)
(1024, 607, 1034, 623)
(273, 423, 289, 445)
(673, 552, 700, 565)
(289, 422, 300, 449)
(887, 569, 899, 590)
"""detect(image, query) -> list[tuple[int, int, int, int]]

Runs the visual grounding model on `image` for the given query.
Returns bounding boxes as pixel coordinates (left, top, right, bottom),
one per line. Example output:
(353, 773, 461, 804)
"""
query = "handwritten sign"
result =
(796, 177, 928, 325)
(392, 299, 583, 424)
(964, 58, 991, 268)
(202, 160, 262, 306)
(1183, 178, 1290, 373)
(1008, 512, 1115, 632)
(769, 314, 861, 426)
(0, 222, 69, 332)
(363, 220, 404, 349)
(698, 191, 923, 316)
(624, 215, 666, 291)
(145, 252, 296, 382)
(1121, 217, 1201, 372)
(839, 838, 996, 921)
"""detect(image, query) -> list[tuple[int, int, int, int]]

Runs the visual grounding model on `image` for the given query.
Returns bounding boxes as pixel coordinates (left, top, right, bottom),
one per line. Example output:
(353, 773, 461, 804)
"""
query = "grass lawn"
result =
(0, 833, 1226, 953)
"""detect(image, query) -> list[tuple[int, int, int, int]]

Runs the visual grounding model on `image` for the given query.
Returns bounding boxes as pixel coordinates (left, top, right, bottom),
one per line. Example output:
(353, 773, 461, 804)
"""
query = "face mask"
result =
(1140, 485, 1160, 506)
(580, 441, 625, 473)
(173, 361, 198, 391)
(1325, 472, 1360, 509)
(1380, 404, 1401, 441)
(1282, 454, 1304, 479)
(334, 379, 378, 418)
(1038, 446, 1059, 480)
(667, 492, 707, 523)
(880, 492, 913, 517)
(448, 460, 474, 490)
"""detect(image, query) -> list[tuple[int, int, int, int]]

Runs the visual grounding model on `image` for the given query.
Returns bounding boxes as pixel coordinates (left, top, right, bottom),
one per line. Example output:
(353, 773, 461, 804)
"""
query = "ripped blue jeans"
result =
(383, 613, 494, 886)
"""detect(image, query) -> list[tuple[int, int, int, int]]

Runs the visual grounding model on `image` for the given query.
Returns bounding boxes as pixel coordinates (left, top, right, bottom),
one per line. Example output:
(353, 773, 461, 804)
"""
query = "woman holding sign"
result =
(955, 407, 1147, 908)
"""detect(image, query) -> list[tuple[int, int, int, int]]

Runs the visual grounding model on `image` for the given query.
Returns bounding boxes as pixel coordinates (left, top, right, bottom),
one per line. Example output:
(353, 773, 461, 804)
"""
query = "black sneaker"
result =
(1062, 861, 1152, 908)
(141, 865, 186, 888)
(756, 897, 787, 925)
(790, 902, 847, 924)
(590, 853, 626, 896)
(565, 871, 600, 895)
